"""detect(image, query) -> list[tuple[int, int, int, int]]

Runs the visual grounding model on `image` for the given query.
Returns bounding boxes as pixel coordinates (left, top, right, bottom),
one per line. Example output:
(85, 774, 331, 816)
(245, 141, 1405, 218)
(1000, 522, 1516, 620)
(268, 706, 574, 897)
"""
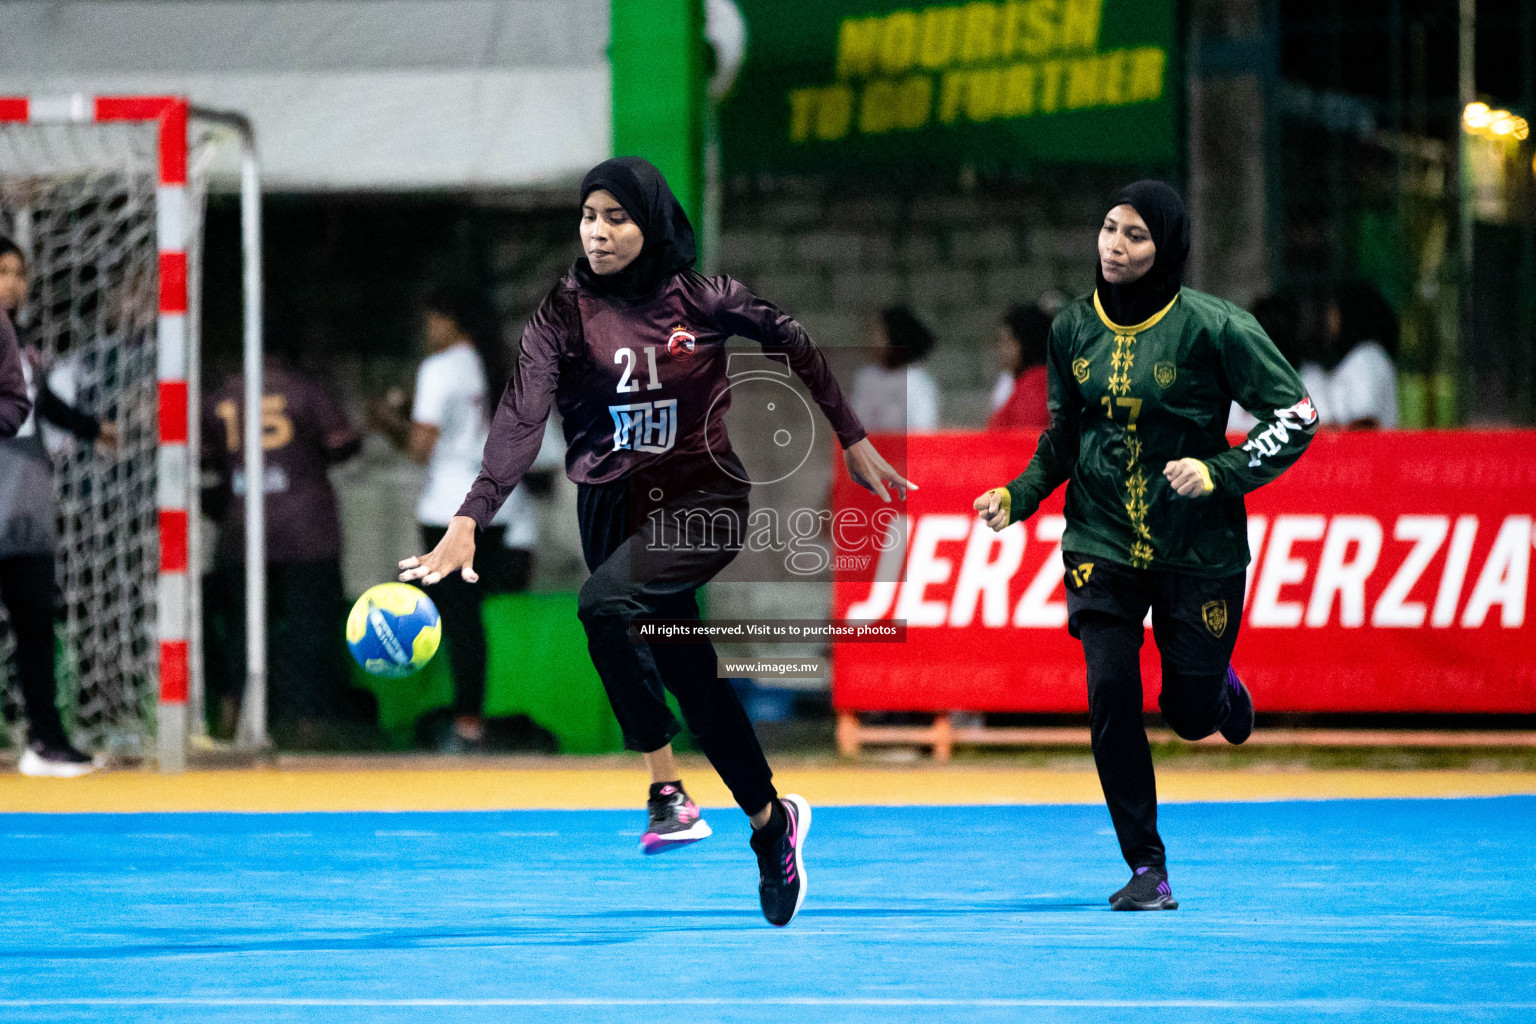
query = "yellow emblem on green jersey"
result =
(1154, 362, 1177, 388)
(1072, 358, 1091, 384)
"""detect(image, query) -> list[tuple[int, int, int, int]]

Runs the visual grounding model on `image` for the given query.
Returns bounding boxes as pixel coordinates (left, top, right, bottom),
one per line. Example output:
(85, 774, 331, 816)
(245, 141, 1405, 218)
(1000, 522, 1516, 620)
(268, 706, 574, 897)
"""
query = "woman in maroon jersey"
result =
(0, 302, 26, 438)
(400, 157, 910, 926)
(0, 235, 109, 775)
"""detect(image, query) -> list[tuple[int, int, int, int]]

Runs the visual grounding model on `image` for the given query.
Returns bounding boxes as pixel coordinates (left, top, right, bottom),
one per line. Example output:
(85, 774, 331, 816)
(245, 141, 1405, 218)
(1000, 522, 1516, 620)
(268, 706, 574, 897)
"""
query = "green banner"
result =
(719, 0, 1179, 174)
(612, 0, 705, 228)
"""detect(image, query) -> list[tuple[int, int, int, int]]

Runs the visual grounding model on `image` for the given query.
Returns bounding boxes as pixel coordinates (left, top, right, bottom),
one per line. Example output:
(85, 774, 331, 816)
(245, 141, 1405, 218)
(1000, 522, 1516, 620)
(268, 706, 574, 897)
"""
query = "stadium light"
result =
(1462, 101, 1529, 141)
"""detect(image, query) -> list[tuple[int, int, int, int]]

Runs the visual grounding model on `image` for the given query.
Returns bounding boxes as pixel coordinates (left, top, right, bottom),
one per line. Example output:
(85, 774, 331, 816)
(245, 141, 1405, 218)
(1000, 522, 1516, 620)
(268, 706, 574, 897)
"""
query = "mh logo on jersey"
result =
(610, 398, 678, 454)
(667, 326, 697, 359)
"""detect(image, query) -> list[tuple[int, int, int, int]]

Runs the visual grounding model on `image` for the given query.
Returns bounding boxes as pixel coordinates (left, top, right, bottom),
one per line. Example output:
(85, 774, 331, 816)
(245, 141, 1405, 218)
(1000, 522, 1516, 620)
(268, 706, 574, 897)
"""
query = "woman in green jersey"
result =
(973, 181, 1317, 910)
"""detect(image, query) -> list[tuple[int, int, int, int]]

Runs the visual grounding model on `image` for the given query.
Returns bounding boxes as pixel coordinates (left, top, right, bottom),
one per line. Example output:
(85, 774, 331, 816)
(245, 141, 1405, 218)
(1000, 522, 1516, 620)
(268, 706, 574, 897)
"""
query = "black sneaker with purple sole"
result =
(1110, 865, 1178, 911)
(1220, 664, 1255, 745)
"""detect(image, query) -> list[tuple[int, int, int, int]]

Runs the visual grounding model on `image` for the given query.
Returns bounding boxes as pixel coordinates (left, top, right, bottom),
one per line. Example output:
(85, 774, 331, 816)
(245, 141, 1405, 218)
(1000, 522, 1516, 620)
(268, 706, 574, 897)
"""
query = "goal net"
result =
(0, 98, 208, 762)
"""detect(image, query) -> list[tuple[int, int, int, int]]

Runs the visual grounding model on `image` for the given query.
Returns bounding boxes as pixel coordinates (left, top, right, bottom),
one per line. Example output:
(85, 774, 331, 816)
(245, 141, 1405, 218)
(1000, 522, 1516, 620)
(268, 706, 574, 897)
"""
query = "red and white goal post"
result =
(0, 95, 262, 772)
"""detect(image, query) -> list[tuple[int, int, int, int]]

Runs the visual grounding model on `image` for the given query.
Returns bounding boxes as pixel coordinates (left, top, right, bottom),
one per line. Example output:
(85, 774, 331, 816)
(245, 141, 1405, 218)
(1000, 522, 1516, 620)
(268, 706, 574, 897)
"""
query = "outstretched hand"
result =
(399, 515, 479, 585)
(843, 437, 916, 503)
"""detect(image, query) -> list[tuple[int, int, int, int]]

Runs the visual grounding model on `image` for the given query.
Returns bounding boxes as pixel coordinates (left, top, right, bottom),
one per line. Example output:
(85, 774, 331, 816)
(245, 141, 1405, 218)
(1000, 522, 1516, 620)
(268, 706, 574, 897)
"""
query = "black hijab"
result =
(1094, 180, 1189, 327)
(574, 157, 697, 303)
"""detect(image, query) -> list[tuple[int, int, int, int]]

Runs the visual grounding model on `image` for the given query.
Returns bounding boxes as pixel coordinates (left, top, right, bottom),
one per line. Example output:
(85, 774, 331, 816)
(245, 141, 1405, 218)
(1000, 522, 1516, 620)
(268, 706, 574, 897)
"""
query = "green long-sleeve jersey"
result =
(1004, 287, 1317, 577)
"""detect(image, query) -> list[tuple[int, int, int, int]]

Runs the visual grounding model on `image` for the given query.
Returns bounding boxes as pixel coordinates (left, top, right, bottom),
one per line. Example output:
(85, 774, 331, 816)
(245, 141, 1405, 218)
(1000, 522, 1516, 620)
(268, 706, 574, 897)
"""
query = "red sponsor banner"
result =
(831, 430, 1536, 714)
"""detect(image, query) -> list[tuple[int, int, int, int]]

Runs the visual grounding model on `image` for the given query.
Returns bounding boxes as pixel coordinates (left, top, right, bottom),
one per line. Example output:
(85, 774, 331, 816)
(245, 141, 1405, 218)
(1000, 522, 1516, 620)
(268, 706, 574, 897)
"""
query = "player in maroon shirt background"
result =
(400, 157, 912, 926)
(0, 235, 107, 775)
(203, 334, 367, 744)
(0, 297, 27, 438)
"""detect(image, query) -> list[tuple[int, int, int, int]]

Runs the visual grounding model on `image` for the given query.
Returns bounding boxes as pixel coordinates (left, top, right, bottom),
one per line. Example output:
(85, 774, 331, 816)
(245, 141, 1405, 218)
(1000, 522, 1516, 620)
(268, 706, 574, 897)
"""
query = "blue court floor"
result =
(1, 797, 1533, 1023)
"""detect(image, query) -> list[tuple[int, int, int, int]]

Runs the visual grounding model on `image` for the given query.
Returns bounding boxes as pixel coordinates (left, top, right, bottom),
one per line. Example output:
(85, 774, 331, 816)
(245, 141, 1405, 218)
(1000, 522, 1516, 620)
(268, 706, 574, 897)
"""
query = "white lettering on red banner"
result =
(843, 509, 1534, 631)
(830, 432, 1536, 714)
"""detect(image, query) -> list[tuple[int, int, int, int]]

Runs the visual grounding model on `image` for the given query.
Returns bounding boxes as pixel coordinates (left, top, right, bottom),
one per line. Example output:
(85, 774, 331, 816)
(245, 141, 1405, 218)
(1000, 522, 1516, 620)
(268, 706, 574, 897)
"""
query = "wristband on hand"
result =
(1192, 460, 1214, 495)
(990, 487, 1011, 519)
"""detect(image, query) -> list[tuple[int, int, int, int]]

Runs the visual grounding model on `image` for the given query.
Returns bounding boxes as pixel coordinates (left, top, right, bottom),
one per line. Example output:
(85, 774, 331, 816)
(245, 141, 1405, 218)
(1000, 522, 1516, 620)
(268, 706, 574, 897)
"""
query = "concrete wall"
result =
(717, 176, 1118, 427)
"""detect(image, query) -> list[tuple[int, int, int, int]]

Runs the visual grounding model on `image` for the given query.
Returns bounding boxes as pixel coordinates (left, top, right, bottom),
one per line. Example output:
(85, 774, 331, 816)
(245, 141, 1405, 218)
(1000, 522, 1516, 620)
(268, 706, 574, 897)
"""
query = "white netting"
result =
(0, 116, 208, 758)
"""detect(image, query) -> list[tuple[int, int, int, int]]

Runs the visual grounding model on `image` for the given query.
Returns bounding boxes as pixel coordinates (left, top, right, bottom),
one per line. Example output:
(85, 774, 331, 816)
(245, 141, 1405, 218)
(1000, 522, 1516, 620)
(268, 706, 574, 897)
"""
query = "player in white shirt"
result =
(376, 289, 537, 750)
(1324, 281, 1399, 429)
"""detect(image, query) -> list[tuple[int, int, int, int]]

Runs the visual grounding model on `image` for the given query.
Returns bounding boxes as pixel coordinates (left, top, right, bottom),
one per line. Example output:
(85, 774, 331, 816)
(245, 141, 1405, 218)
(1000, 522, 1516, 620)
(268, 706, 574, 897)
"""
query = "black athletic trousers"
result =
(0, 554, 67, 747)
(1062, 551, 1246, 870)
(575, 466, 777, 817)
(210, 559, 353, 724)
(420, 524, 507, 719)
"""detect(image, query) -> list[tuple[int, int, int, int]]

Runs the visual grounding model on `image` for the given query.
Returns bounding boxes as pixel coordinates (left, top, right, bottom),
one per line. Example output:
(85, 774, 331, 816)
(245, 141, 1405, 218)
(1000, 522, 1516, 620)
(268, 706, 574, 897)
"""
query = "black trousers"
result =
(575, 468, 776, 817)
(0, 554, 67, 747)
(1063, 551, 1245, 870)
(419, 524, 512, 719)
(208, 559, 354, 725)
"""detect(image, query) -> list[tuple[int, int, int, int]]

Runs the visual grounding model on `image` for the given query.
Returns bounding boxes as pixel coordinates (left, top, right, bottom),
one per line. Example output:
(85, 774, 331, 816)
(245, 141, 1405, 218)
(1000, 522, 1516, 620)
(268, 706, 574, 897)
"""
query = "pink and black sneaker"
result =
(751, 794, 812, 927)
(640, 782, 712, 855)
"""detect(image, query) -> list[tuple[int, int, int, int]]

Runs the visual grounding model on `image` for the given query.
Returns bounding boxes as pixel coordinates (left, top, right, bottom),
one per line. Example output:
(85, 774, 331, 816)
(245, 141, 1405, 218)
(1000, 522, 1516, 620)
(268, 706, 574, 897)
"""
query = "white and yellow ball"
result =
(346, 583, 442, 678)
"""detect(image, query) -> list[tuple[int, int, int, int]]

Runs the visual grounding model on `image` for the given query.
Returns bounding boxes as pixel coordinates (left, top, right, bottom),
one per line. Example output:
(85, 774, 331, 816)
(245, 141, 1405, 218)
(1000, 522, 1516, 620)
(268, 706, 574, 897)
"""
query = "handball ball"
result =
(346, 583, 442, 678)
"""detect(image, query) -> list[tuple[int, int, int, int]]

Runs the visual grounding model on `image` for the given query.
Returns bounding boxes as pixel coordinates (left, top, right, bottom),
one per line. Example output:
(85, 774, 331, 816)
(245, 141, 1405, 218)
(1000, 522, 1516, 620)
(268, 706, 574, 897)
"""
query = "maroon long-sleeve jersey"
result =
(202, 362, 360, 563)
(0, 312, 31, 439)
(457, 269, 867, 529)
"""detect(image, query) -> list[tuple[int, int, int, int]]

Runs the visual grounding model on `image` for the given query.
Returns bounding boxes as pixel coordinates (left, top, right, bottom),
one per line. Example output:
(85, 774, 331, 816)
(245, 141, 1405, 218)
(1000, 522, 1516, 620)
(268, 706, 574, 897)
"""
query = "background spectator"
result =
(1325, 280, 1400, 429)
(988, 303, 1053, 432)
(0, 235, 106, 774)
(370, 288, 523, 752)
(202, 329, 367, 745)
(851, 305, 939, 432)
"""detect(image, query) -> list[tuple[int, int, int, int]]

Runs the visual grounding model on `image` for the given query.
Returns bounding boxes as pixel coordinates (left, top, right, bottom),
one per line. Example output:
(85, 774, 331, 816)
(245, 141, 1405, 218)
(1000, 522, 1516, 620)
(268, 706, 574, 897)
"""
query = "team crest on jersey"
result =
(1201, 600, 1227, 638)
(1072, 358, 1091, 384)
(1154, 362, 1177, 388)
(1279, 396, 1318, 427)
(666, 326, 697, 359)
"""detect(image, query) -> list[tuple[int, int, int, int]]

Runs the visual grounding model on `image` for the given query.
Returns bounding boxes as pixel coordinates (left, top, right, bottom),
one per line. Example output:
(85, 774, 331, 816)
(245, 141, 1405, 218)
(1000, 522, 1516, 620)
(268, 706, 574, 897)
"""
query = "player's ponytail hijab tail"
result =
(576, 158, 697, 302)
(1095, 180, 1190, 327)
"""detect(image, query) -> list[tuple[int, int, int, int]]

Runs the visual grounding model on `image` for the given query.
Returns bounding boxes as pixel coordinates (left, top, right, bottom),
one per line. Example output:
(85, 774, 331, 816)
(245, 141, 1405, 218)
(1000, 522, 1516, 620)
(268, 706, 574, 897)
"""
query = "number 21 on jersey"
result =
(614, 347, 663, 393)
(608, 347, 675, 454)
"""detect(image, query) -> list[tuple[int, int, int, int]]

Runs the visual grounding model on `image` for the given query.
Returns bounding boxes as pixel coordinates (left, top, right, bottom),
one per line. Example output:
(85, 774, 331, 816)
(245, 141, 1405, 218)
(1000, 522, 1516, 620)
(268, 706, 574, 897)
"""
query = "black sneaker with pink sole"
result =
(751, 794, 811, 927)
(640, 782, 712, 855)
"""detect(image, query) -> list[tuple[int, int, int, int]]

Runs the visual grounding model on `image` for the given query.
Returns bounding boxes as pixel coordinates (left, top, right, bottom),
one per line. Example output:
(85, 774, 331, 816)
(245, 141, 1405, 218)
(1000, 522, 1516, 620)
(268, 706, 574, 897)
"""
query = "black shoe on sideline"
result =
(1110, 866, 1178, 911)
(751, 794, 811, 927)
(1220, 664, 1255, 745)
(18, 740, 96, 778)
